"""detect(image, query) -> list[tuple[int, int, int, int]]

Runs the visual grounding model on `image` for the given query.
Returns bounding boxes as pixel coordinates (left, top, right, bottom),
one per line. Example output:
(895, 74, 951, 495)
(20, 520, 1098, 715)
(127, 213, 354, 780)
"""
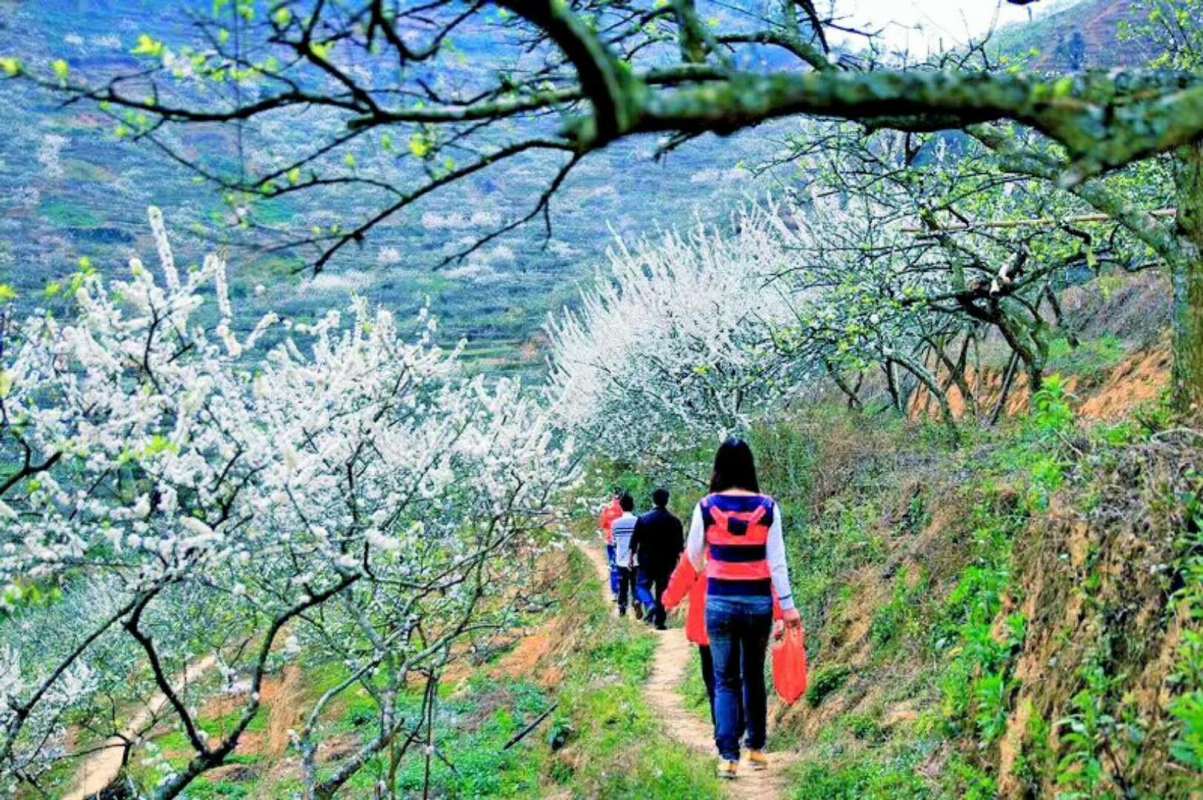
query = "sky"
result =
(829, 0, 1066, 54)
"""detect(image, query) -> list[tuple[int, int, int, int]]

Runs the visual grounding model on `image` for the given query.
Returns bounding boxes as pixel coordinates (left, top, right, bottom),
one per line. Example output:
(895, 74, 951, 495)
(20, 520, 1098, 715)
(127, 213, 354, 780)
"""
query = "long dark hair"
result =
(709, 437, 760, 494)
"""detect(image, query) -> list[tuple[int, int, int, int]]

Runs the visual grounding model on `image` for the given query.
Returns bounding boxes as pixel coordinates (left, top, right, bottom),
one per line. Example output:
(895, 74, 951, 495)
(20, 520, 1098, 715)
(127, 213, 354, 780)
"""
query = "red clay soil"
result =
(908, 343, 1171, 425)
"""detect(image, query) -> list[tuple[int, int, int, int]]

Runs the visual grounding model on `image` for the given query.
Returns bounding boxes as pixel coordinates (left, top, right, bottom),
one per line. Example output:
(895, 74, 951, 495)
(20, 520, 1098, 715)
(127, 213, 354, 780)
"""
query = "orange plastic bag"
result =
(772, 627, 808, 706)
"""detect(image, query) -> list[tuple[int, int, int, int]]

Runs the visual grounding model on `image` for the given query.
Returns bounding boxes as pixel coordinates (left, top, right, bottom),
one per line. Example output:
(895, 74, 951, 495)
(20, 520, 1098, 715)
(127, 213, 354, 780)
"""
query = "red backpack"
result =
(702, 497, 773, 595)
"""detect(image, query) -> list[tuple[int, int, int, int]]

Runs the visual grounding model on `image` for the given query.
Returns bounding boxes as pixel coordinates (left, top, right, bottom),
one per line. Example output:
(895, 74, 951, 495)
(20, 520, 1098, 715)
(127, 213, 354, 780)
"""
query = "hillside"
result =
(991, 0, 1151, 69)
(3, 3, 1203, 799)
(0, 0, 783, 370)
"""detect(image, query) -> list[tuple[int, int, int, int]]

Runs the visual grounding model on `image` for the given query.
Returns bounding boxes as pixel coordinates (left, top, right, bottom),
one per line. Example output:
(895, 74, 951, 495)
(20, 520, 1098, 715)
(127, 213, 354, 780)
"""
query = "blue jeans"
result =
(606, 544, 619, 596)
(616, 566, 634, 613)
(706, 594, 772, 761)
(699, 645, 744, 736)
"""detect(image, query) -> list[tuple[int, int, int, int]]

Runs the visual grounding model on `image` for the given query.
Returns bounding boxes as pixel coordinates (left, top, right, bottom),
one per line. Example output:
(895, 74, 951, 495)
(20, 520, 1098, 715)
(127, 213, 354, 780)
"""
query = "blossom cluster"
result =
(544, 208, 804, 464)
(0, 208, 576, 796)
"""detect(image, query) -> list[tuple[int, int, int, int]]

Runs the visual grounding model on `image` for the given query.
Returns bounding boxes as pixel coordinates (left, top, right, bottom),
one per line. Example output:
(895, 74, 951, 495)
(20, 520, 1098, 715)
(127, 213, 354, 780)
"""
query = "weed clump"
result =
(807, 664, 852, 708)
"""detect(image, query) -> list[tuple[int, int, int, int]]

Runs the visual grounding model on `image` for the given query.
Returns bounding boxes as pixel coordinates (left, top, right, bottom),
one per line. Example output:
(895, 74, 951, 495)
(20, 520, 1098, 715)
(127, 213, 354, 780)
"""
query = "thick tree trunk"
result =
(1172, 142, 1203, 414)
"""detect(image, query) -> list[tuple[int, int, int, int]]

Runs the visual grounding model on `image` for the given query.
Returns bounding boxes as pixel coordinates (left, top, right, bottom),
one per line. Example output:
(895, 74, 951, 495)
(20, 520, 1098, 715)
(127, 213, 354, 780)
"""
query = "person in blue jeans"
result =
(684, 437, 802, 780)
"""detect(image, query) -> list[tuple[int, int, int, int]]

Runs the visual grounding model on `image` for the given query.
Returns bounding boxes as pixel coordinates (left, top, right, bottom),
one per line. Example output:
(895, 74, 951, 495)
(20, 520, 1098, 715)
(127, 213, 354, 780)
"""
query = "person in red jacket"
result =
(598, 490, 623, 598)
(662, 554, 737, 731)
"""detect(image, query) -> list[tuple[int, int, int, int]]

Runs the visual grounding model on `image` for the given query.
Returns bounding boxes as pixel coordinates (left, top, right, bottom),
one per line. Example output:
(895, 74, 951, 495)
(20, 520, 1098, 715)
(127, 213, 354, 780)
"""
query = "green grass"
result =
(545, 549, 723, 799)
(806, 664, 852, 708)
(788, 753, 933, 800)
(1046, 334, 1127, 381)
(178, 778, 254, 799)
(870, 567, 931, 657)
(679, 652, 712, 723)
(388, 679, 551, 798)
(39, 198, 102, 228)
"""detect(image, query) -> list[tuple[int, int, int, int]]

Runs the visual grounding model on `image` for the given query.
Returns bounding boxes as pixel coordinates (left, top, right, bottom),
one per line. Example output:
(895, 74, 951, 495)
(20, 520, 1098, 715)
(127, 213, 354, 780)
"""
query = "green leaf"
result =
(0, 284, 18, 303)
(52, 59, 69, 82)
(145, 435, 178, 457)
(344, 152, 357, 169)
(287, 167, 302, 185)
(408, 133, 431, 159)
(273, 7, 292, 27)
(1052, 76, 1075, 98)
(1, 57, 22, 77)
(0, 371, 13, 399)
(132, 34, 165, 58)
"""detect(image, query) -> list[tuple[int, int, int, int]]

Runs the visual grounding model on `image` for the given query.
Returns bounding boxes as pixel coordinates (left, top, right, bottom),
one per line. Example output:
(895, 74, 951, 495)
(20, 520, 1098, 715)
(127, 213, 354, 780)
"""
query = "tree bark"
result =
(882, 359, 901, 411)
(1172, 141, 1203, 414)
(992, 351, 1021, 426)
(823, 359, 864, 411)
(892, 351, 959, 438)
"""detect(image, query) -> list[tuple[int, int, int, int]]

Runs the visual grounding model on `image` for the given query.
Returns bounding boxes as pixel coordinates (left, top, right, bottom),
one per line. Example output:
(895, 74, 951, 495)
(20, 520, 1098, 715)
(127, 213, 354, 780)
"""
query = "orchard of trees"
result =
(0, 209, 576, 797)
(1, 0, 1203, 797)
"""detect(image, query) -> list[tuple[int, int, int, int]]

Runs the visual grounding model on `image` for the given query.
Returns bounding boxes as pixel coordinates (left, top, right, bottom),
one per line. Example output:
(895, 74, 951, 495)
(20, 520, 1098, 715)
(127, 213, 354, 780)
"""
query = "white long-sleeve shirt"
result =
(685, 497, 796, 612)
(611, 512, 638, 566)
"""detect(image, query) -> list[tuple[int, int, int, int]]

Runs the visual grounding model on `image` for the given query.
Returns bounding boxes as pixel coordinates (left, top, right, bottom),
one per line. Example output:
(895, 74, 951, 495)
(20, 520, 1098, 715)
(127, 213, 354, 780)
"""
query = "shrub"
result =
(806, 664, 852, 708)
(790, 759, 931, 800)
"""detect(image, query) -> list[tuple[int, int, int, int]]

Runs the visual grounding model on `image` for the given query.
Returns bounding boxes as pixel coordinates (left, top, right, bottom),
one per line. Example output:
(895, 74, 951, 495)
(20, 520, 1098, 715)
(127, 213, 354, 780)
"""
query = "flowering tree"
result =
(546, 208, 804, 470)
(546, 132, 1155, 444)
(0, 209, 575, 798)
(768, 122, 1154, 421)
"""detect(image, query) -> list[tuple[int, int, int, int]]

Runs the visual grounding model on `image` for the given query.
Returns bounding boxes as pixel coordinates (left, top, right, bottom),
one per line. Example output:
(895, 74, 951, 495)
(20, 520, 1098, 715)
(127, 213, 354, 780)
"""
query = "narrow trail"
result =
(581, 545, 796, 799)
(65, 654, 219, 800)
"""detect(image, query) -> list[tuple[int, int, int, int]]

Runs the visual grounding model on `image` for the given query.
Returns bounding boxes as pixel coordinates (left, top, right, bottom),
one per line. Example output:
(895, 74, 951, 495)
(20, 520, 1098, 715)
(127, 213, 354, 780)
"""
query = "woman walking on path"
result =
(662, 542, 783, 733)
(685, 437, 802, 780)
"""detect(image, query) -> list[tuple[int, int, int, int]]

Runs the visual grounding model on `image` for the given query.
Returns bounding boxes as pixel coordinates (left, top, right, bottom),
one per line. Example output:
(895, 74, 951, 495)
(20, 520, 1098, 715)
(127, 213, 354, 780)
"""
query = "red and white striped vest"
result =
(702, 494, 773, 598)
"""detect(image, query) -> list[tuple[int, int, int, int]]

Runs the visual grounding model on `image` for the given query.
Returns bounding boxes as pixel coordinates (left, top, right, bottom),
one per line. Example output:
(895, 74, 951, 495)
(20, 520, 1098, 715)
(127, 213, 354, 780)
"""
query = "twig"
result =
(502, 703, 558, 751)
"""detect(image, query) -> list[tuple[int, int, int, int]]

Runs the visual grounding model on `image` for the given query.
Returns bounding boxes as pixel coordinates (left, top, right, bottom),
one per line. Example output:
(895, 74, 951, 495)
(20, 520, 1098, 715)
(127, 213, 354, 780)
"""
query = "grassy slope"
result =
(762, 399, 1202, 798)
(538, 549, 723, 800)
(84, 546, 721, 799)
(732, 295, 1202, 796)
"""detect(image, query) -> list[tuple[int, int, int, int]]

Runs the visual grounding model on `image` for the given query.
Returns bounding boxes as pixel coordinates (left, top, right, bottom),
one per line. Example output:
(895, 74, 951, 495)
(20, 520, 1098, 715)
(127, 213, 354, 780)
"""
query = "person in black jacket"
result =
(630, 487, 684, 630)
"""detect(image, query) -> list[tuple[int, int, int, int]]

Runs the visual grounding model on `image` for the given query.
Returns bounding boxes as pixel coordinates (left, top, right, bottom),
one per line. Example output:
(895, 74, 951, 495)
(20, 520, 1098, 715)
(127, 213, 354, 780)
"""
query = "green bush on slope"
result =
(701, 376, 1203, 798)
